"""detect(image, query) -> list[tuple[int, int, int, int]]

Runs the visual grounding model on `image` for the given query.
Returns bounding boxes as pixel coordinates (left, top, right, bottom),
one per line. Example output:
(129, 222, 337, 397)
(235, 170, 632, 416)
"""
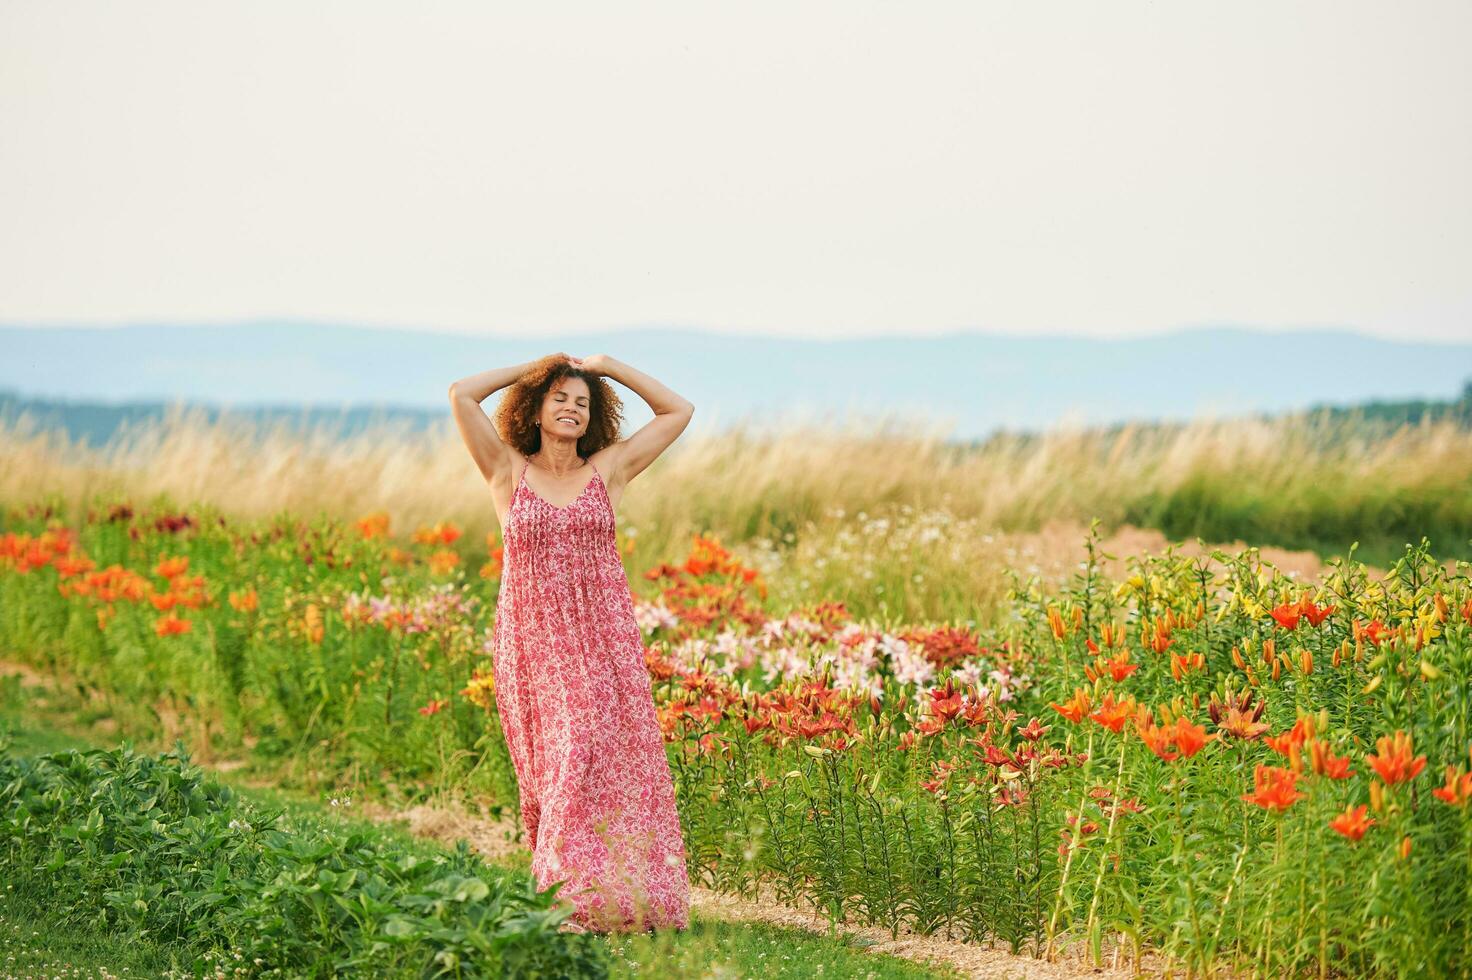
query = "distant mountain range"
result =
(2, 321, 1470, 445)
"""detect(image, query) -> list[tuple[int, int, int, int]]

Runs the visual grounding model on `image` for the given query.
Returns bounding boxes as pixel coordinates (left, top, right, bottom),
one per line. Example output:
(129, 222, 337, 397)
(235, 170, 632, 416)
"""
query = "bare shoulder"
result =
(589, 442, 628, 488)
(501, 448, 531, 486)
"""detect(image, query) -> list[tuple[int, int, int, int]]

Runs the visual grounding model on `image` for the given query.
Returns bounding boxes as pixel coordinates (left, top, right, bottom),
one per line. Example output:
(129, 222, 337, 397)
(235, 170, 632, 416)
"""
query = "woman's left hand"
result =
(573, 353, 612, 377)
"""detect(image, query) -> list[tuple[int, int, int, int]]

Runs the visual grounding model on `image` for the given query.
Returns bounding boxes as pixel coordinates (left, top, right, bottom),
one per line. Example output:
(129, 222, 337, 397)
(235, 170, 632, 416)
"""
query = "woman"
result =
(447, 352, 695, 934)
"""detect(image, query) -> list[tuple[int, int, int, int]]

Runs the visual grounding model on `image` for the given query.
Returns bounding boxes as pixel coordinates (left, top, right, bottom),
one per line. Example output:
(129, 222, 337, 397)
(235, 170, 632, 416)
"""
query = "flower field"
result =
(3, 492, 1471, 977)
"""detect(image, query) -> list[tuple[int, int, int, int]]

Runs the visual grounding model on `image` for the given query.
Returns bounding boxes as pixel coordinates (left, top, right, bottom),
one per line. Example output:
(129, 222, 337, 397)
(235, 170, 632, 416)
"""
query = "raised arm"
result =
(581, 354, 694, 485)
(448, 356, 559, 483)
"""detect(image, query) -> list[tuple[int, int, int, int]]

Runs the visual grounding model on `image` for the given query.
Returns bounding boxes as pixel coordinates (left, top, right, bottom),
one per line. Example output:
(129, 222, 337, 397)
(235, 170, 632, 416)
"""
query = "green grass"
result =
(0, 891, 199, 979)
(0, 704, 959, 980)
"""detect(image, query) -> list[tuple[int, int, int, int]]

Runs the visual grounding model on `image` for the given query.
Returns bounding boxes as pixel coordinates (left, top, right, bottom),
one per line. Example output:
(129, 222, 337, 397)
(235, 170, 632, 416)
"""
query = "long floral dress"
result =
(490, 457, 691, 932)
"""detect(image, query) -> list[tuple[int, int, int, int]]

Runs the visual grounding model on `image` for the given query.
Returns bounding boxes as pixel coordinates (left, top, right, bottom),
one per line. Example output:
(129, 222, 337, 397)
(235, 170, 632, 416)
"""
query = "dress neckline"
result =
(518, 459, 604, 512)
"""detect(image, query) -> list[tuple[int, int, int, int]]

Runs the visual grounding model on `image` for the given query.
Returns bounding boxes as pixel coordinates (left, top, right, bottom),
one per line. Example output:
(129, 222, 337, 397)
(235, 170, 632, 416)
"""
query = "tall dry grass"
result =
(2, 404, 1469, 622)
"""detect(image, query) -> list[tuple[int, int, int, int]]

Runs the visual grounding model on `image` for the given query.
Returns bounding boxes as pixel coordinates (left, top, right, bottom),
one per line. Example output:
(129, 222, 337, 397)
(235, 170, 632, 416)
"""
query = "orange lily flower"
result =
(1217, 707, 1270, 741)
(1049, 687, 1092, 724)
(1170, 717, 1217, 758)
(1169, 651, 1204, 681)
(1265, 718, 1310, 758)
(1329, 803, 1375, 842)
(1355, 619, 1394, 646)
(1269, 601, 1302, 630)
(1135, 715, 1178, 762)
(1104, 650, 1138, 682)
(1085, 649, 1138, 684)
(153, 555, 189, 580)
(1431, 766, 1472, 806)
(1366, 730, 1426, 785)
(1089, 692, 1137, 733)
(153, 613, 192, 637)
(1299, 596, 1336, 627)
(1307, 738, 1355, 780)
(356, 512, 391, 539)
(1209, 688, 1269, 740)
(1241, 765, 1304, 812)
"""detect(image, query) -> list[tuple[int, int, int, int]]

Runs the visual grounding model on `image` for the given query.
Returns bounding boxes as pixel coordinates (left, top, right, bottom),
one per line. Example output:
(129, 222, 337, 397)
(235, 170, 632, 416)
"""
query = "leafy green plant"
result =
(0, 740, 608, 978)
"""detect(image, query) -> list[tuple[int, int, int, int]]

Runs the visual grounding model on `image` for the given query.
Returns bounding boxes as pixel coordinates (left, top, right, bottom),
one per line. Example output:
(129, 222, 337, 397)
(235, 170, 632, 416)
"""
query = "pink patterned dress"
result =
(490, 456, 691, 932)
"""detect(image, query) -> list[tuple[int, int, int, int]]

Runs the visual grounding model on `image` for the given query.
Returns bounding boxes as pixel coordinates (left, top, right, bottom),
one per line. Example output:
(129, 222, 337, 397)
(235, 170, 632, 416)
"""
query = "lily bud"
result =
(1300, 648, 1313, 675)
(1398, 835, 1412, 861)
(1047, 606, 1067, 640)
(1232, 646, 1245, 670)
(1433, 592, 1449, 623)
(1420, 660, 1442, 682)
(1369, 779, 1383, 813)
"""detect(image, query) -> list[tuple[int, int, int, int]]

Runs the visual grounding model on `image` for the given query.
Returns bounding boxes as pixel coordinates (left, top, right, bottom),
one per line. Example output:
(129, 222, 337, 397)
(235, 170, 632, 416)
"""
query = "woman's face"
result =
(539, 376, 591, 440)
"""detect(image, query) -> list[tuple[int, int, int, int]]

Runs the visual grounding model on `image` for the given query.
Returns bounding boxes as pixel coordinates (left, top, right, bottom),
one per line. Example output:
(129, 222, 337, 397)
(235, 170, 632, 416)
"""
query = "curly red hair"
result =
(493, 355, 625, 457)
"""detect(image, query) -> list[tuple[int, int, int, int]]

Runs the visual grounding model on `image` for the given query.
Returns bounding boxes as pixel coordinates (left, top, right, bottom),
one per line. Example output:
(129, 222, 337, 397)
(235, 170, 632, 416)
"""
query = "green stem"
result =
(1084, 735, 1130, 962)
(1045, 727, 1096, 957)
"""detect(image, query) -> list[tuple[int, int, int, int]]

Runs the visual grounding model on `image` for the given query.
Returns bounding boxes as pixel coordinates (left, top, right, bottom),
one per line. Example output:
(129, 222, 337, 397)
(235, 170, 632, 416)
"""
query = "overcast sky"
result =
(2, 1, 1469, 342)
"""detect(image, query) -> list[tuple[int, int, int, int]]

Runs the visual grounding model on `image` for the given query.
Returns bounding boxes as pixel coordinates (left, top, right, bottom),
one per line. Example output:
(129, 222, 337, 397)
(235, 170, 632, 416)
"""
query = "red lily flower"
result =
(1017, 717, 1050, 742)
(928, 681, 965, 722)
